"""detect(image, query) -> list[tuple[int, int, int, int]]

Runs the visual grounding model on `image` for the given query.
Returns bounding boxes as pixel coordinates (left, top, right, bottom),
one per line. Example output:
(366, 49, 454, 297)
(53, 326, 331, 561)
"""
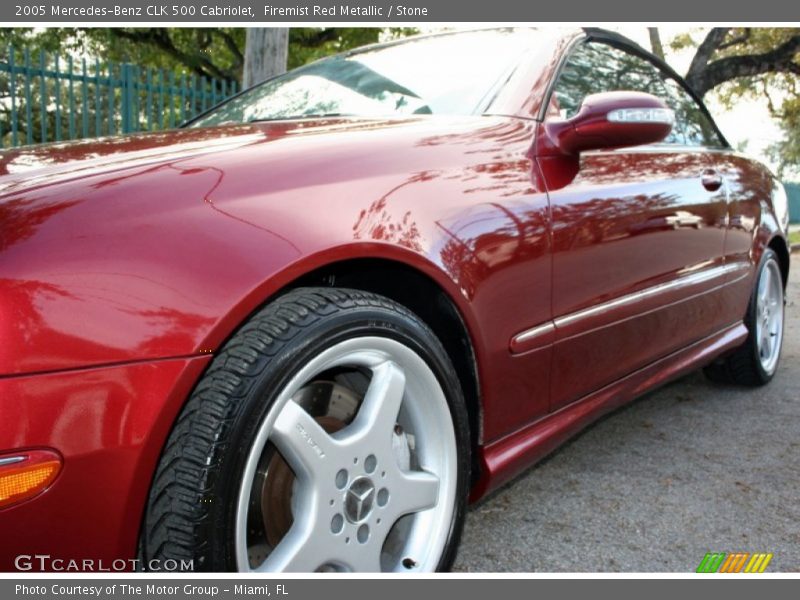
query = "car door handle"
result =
(701, 170, 723, 192)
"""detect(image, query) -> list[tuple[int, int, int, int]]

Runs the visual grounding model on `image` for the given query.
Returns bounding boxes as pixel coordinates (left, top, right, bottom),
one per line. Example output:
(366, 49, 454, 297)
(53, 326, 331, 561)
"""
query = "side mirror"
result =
(545, 91, 674, 155)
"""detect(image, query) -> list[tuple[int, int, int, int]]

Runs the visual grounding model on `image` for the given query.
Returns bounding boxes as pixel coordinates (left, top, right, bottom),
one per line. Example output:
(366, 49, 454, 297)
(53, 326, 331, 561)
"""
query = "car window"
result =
(661, 78, 725, 147)
(551, 41, 724, 148)
(190, 29, 540, 126)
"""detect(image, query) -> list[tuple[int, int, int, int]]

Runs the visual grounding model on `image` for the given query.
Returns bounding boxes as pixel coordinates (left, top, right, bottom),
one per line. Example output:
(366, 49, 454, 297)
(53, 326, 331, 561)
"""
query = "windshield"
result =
(190, 29, 539, 127)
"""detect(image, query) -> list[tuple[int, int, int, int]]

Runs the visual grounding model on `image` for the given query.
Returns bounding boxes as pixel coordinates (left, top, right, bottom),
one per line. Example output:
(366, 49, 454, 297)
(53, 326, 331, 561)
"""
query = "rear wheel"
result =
(704, 249, 785, 386)
(141, 288, 470, 572)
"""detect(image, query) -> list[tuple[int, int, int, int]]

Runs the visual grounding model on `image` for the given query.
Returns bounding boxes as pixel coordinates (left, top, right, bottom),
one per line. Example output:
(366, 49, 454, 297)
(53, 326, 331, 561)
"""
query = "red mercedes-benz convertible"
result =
(0, 28, 790, 572)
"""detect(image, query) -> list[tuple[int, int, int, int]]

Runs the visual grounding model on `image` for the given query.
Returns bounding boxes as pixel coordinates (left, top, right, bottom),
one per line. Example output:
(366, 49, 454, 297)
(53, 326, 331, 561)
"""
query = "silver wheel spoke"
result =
(272, 400, 340, 481)
(347, 361, 406, 443)
(384, 470, 440, 522)
(759, 269, 771, 304)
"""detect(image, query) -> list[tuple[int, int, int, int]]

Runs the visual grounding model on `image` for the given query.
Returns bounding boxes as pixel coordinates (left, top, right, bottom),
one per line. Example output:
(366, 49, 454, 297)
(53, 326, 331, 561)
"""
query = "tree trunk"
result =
(243, 28, 289, 88)
(647, 27, 665, 61)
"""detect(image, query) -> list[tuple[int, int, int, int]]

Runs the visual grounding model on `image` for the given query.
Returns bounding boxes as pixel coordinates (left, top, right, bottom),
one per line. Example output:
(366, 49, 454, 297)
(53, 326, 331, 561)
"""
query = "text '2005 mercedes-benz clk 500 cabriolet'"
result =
(0, 28, 790, 572)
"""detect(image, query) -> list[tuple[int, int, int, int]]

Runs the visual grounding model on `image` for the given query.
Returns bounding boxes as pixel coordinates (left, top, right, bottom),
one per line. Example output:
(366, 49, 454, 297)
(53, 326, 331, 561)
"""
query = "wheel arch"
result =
(287, 257, 484, 487)
(767, 234, 791, 287)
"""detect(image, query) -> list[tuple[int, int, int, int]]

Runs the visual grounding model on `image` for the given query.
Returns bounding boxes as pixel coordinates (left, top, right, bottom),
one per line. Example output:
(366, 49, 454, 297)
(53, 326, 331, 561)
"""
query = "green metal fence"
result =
(785, 182, 800, 224)
(0, 47, 238, 149)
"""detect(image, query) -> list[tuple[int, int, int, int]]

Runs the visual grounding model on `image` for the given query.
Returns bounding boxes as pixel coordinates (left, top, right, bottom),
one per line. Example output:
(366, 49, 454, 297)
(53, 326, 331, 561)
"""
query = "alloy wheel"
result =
(755, 258, 784, 375)
(235, 336, 458, 572)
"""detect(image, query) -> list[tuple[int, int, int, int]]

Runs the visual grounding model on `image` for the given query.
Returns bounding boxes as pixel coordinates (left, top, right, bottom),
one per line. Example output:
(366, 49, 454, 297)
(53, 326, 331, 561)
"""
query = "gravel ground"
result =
(455, 256, 799, 573)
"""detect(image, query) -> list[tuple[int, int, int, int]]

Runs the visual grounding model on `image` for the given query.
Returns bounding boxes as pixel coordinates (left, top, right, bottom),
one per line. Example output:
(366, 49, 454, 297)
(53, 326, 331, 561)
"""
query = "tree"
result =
(243, 28, 289, 87)
(680, 28, 800, 97)
(653, 28, 800, 177)
(766, 98, 800, 177)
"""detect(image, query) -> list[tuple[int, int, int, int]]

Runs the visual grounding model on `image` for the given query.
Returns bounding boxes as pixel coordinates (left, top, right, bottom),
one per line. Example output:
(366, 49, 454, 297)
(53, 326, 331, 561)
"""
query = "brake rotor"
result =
(261, 415, 344, 546)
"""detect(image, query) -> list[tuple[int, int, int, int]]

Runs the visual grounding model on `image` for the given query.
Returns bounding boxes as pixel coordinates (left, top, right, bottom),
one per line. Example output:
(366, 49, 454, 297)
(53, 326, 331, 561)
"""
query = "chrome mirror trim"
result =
(607, 107, 675, 124)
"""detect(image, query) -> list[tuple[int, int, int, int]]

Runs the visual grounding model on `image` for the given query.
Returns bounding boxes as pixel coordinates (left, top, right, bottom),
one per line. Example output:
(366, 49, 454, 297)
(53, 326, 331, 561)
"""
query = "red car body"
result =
(0, 28, 790, 570)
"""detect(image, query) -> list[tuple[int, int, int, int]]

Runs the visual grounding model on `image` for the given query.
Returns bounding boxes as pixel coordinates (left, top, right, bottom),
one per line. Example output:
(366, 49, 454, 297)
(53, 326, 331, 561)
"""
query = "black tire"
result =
(704, 249, 785, 386)
(139, 287, 470, 572)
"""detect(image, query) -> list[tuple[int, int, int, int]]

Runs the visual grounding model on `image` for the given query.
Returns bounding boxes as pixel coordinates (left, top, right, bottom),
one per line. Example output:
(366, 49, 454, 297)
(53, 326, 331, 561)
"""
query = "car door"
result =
(701, 150, 776, 329)
(542, 39, 731, 410)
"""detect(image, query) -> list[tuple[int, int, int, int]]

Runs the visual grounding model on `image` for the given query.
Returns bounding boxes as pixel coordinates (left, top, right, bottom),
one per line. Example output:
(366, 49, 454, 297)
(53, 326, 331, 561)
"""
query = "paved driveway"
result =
(455, 257, 799, 572)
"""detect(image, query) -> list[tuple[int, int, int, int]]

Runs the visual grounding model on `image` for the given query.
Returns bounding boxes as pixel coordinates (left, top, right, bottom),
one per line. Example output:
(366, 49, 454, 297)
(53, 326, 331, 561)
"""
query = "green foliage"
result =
(0, 27, 418, 84)
(1, 28, 245, 83)
(668, 32, 695, 51)
(768, 102, 800, 179)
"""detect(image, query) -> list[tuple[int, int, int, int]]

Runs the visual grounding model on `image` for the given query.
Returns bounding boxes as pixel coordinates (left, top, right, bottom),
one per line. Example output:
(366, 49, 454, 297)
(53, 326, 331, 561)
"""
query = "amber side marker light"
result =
(0, 450, 62, 509)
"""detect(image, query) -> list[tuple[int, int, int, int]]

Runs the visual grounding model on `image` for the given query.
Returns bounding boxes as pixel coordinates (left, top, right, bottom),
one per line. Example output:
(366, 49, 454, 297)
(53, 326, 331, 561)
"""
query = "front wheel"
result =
(141, 288, 470, 572)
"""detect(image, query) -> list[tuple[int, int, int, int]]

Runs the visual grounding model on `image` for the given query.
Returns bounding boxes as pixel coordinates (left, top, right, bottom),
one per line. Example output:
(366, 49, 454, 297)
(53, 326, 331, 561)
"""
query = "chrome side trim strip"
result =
(0, 456, 26, 467)
(555, 262, 750, 329)
(510, 261, 751, 352)
(512, 322, 554, 346)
